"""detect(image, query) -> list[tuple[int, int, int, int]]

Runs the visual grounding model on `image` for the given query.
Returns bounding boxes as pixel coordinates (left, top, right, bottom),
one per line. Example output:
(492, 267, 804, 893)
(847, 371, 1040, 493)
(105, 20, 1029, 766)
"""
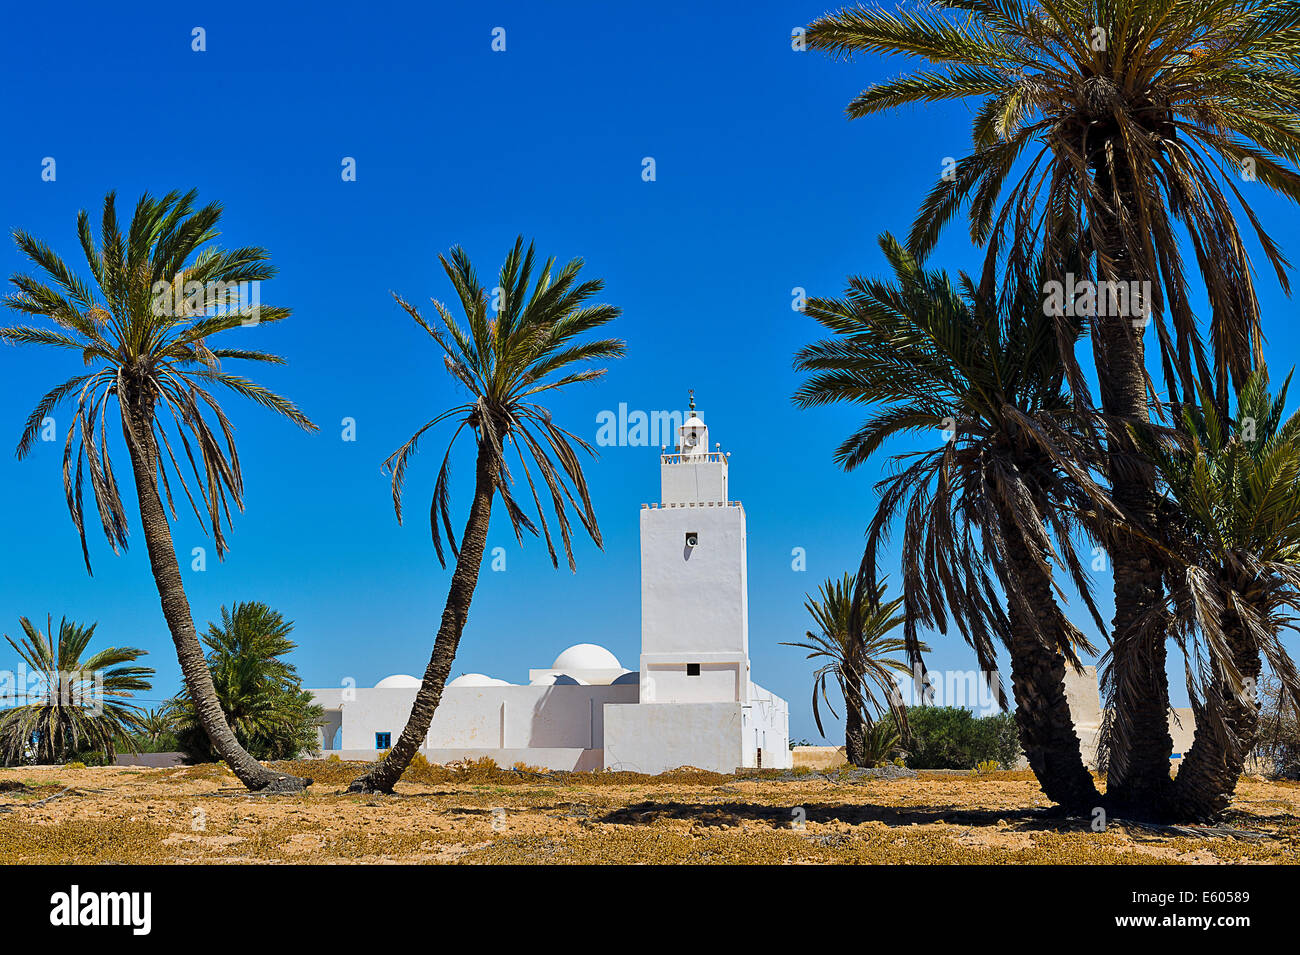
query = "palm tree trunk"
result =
(349, 443, 495, 794)
(120, 399, 307, 793)
(1168, 606, 1261, 821)
(1002, 525, 1102, 813)
(1095, 325, 1175, 813)
(1089, 150, 1175, 814)
(843, 661, 868, 767)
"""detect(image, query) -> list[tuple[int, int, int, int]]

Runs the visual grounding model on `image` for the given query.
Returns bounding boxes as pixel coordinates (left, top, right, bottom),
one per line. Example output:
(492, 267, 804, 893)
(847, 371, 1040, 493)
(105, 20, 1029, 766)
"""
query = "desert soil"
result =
(1, 760, 1297, 864)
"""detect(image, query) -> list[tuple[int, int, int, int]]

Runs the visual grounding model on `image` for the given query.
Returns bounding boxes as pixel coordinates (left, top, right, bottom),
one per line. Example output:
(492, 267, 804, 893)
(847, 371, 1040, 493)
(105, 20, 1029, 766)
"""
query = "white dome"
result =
(531, 673, 589, 686)
(611, 670, 640, 686)
(447, 673, 497, 687)
(375, 674, 421, 689)
(683, 415, 706, 430)
(448, 673, 513, 688)
(551, 643, 622, 672)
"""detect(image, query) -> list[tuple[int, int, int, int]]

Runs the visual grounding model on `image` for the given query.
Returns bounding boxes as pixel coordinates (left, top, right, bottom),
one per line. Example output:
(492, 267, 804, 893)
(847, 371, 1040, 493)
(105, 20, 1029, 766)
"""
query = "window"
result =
(686, 663, 701, 676)
(375, 732, 392, 749)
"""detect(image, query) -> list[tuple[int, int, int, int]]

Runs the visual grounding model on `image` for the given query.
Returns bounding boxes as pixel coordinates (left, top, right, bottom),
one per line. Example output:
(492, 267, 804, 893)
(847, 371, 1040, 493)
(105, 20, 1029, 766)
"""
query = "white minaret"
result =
(638, 391, 750, 704)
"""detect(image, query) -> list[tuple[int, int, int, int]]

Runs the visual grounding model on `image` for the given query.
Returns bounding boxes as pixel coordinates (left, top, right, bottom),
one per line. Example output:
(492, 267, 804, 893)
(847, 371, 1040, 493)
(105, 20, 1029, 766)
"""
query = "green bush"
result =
(886, 707, 1021, 770)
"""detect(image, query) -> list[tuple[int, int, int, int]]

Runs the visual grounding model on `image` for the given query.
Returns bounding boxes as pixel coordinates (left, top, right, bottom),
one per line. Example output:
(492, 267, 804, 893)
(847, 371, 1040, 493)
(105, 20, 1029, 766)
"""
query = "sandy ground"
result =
(1, 760, 1297, 864)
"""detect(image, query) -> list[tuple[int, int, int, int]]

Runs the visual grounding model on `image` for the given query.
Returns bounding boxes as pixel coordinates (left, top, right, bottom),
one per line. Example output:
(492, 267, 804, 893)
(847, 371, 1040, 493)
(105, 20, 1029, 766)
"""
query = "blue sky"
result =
(2, 0, 1298, 741)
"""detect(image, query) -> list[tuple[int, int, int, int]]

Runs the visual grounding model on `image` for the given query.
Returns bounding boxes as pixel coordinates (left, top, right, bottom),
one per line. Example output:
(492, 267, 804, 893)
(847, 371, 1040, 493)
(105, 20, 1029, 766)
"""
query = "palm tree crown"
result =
(1, 189, 316, 569)
(385, 235, 625, 570)
(807, 0, 1300, 409)
(794, 234, 1112, 678)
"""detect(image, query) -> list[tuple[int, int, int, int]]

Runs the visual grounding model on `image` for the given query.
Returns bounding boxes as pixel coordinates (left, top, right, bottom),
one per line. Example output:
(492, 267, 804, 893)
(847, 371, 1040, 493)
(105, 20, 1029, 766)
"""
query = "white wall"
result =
(309, 684, 637, 753)
(640, 503, 749, 701)
(604, 701, 744, 773)
(743, 682, 792, 769)
(642, 661, 742, 703)
(661, 457, 728, 504)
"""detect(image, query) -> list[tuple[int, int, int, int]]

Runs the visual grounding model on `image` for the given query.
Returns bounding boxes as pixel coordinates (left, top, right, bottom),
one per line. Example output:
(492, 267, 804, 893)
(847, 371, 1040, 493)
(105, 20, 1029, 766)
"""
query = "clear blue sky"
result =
(2, 1, 1298, 741)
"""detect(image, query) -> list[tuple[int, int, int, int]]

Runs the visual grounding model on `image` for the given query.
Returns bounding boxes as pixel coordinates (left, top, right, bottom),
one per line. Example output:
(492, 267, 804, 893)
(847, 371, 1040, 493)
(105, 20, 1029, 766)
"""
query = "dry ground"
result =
(1, 759, 1297, 864)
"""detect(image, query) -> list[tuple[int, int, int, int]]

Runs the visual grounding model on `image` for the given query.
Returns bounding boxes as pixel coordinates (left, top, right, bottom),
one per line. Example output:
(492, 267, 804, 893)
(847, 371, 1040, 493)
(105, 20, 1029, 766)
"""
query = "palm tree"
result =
(347, 237, 624, 793)
(168, 602, 324, 762)
(794, 234, 1113, 811)
(137, 707, 176, 750)
(1, 190, 317, 792)
(1141, 371, 1300, 818)
(783, 574, 918, 766)
(0, 615, 152, 765)
(805, 0, 1300, 813)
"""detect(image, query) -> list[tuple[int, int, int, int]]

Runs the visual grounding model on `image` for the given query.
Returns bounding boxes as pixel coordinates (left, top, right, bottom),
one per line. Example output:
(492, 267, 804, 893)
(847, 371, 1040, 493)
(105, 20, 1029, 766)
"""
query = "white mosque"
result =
(307, 398, 792, 774)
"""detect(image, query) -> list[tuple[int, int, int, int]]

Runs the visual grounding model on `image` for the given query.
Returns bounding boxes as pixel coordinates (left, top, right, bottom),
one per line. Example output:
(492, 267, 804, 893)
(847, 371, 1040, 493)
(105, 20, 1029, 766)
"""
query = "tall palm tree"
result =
(2, 190, 317, 792)
(794, 234, 1113, 811)
(169, 602, 323, 762)
(0, 615, 153, 766)
(347, 237, 624, 794)
(1141, 371, 1300, 818)
(783, 574, 918, 766)
(805, 0, 1300, 813)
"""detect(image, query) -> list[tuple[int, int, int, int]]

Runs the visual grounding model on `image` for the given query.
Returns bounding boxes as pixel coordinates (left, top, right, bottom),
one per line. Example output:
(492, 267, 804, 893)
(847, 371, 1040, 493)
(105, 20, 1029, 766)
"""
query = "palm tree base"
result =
(344, 775, 392, 795)
(252, 772, 313, 794)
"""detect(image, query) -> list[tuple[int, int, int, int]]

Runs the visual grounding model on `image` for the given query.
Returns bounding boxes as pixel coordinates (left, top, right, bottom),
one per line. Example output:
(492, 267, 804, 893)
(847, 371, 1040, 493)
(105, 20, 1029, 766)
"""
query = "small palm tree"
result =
(783, 575, 918, 766)
(169, 602, 323, 762)
(0, 616, 153, 766)
(1, 190, 317, 792)
(137, 707, 176, 749)
(1141, 371, 1300, 818)
(806, 0, 1300, 814)
(794, 234, 1111, 810)
(348, 237, 624, 793)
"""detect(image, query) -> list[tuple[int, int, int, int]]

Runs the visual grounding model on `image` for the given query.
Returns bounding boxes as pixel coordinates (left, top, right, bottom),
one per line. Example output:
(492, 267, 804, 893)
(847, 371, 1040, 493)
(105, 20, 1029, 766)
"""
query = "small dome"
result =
(611, 670, 640, 686)
(683, 415, 706, 430)
(551, 644, 622, 672)
(375, 674, 421, 689)
(447, 673, 498, 688)
(531, 673, 589, 686)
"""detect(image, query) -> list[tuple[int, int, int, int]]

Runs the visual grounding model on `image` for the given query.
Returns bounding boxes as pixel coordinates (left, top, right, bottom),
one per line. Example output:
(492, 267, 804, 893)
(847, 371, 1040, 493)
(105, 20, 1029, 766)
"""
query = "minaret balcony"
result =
(660, 451, 728, 465)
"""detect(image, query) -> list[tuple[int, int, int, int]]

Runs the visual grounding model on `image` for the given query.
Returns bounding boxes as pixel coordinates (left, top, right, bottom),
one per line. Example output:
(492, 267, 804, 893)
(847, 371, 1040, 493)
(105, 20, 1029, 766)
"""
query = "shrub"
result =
(887, 707, 1022, 770)
(862, 721, 902, 767)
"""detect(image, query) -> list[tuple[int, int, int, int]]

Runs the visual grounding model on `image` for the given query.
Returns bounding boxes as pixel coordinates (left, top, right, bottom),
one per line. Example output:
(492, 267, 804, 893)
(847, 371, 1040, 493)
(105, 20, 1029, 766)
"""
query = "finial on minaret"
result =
(688, 389, 696, 414)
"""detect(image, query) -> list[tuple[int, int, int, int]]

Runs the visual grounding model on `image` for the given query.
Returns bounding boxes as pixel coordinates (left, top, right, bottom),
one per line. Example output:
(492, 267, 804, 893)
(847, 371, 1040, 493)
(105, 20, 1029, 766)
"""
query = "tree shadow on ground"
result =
(600, 800, 1094, 832)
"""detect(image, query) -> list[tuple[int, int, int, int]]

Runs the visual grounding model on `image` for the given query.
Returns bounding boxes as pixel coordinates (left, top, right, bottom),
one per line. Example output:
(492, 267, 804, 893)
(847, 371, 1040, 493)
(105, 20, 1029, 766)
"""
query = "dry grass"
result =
(0, 760, 1296, 864)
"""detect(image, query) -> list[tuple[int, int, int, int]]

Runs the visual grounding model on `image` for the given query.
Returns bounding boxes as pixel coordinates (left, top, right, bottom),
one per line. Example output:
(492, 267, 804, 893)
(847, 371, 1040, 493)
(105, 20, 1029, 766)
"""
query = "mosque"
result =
(306, 398, 792, 773)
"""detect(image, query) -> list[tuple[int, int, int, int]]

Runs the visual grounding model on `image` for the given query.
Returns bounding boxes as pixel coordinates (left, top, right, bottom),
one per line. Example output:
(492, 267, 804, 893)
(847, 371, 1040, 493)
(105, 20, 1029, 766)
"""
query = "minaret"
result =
(638, 392, 750, 704)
